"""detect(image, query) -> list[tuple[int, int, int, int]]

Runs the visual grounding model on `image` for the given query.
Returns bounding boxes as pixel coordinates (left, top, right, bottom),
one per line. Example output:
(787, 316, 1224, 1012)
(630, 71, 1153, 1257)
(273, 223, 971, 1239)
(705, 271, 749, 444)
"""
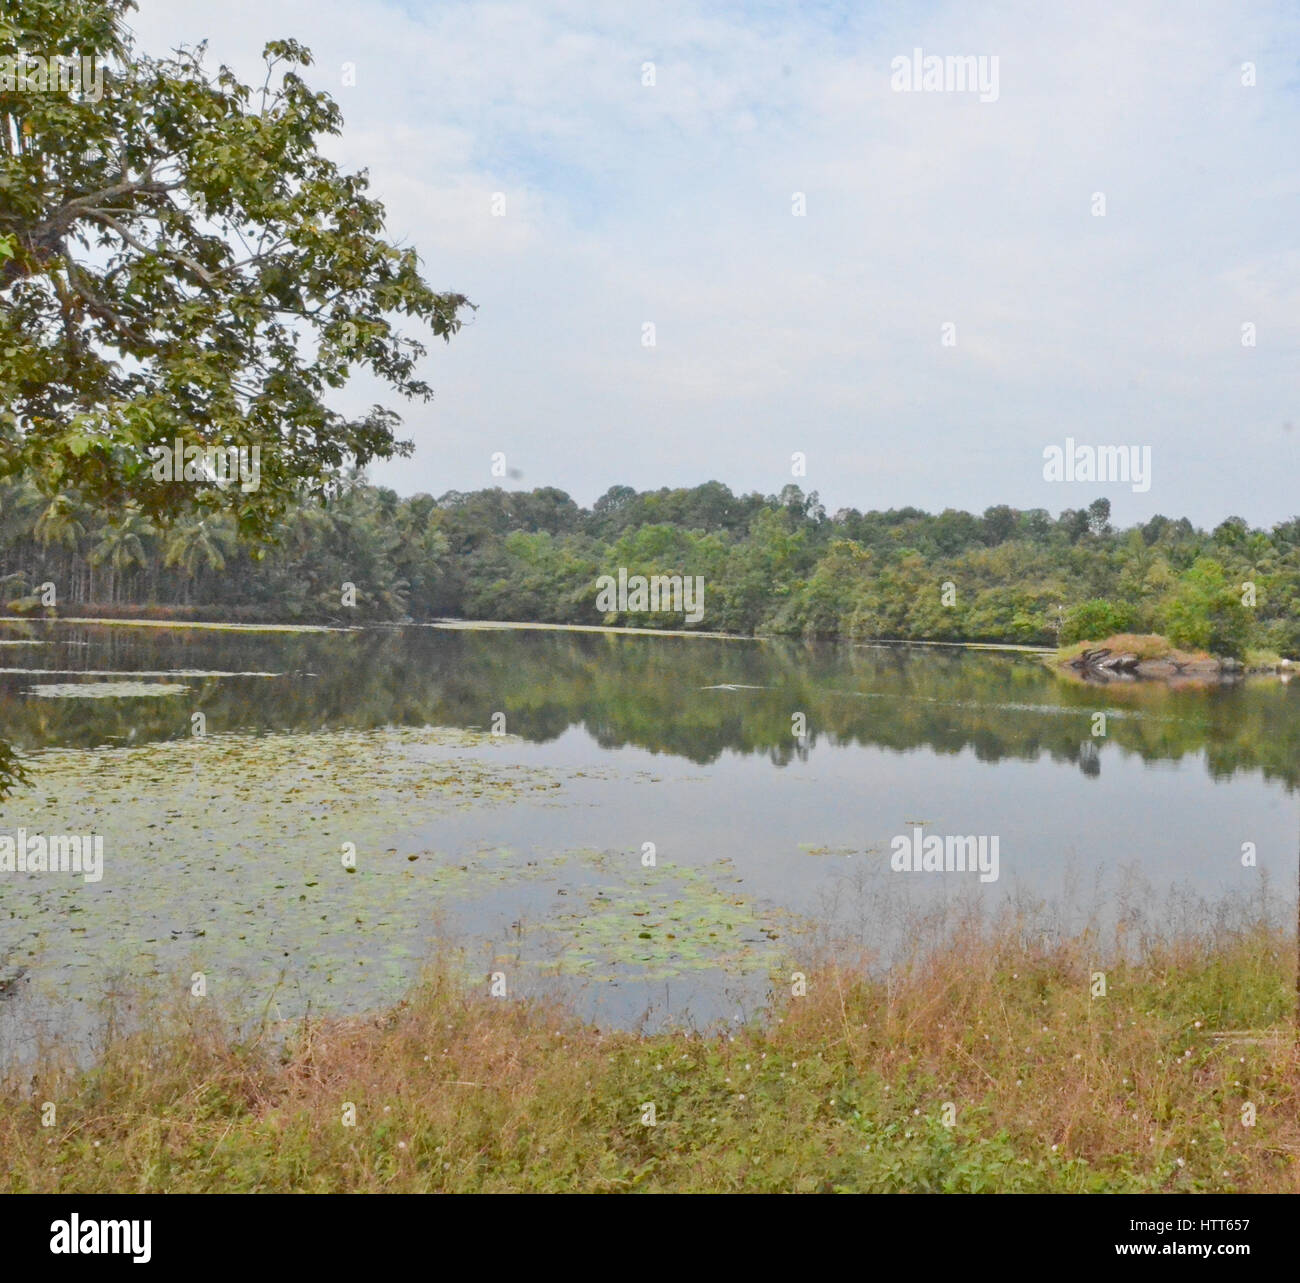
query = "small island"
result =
(1053, 633, 1292, 683)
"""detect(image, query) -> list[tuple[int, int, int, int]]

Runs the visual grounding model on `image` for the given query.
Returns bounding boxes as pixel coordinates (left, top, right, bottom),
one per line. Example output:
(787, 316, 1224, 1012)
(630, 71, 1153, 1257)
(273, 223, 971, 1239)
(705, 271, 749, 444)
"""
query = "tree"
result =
(589, 485, 638, 537)
(89, 505, 152, 600)
(32, 492, 85, 549)
(163, 515, 233, 579)
(1, 0, 470, 540)
(1057, 508, 1092, 543)
(779, 538, 872, 637)
(981, 504, 1018, 546)
(930, 507, 982, 554)
(1087, 497, 1112, 536)
(1059, 597, 1134, 645)
(1162, 558, 1251, 658)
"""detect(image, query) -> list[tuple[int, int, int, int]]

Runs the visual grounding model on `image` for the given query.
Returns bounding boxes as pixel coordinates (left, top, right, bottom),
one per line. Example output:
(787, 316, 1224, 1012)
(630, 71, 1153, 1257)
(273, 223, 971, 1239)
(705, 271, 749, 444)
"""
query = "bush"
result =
(1059, 598, 1133, 644)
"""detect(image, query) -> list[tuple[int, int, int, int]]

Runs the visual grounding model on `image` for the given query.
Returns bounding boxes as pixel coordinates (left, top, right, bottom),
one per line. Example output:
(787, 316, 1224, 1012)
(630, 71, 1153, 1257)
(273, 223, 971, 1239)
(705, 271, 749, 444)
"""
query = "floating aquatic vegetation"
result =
(0, 727, 786, 1033)
(424, 619, 746, 640)
(7, 669, 284, 678)
(26, 682, 193, 699)
(48, 618, 346, 633)
(505, 850, 782, 982)
(797, 842, 863, 857)
(0, 726, 575, 1023)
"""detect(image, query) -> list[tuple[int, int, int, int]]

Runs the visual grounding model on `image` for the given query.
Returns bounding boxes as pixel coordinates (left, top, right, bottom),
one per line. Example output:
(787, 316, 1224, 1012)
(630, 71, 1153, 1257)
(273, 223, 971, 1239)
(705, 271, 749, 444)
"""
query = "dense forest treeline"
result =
(1, 476, 1297, 657)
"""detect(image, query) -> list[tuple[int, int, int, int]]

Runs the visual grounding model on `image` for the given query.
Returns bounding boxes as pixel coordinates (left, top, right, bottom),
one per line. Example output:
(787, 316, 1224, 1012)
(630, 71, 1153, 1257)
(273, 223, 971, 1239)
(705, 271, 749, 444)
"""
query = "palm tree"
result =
(0, 478, 43, 543)
(162, 515, 234, 603)
(33, 493, 85, 549)
(90, 509, 155, 603)
(32, 493, 88, 603)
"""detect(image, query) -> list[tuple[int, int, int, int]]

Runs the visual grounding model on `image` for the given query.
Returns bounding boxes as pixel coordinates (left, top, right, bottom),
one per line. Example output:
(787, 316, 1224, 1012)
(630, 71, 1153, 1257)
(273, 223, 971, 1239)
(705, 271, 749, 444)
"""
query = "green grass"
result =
(4, 919, 1297, 1193)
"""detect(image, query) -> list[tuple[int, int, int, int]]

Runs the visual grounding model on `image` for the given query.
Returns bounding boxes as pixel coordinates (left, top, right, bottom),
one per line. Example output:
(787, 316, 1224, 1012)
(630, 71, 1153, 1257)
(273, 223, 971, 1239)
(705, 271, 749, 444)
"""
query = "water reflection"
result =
(1, 623, 1298, 789)
(1, 621, 1297, 1042)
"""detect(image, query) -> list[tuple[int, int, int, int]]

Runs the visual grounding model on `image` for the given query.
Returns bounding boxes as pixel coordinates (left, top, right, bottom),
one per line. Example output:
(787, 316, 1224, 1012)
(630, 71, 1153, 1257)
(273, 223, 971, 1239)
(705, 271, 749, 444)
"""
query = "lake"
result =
(1, 620, 1297, 1050)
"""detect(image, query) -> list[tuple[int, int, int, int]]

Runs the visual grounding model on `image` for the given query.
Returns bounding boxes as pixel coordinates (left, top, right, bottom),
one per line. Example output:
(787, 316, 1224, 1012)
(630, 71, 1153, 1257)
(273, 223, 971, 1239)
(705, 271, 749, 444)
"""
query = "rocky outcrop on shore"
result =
(1063, 647, 1252, 682)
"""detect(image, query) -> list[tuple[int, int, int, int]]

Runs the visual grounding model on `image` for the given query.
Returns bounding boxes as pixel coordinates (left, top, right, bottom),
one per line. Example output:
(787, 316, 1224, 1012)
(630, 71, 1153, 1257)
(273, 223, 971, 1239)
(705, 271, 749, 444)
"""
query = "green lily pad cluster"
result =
(0, 728, 785, 1031)
(0, 727, 563, 1018)
(498, 850, 783, 982)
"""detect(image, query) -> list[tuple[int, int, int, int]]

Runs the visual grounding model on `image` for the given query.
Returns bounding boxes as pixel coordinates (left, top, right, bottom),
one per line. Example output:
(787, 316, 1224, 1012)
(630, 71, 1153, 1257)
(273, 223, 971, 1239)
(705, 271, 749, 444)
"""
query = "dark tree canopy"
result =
(0, 0, 470, 539)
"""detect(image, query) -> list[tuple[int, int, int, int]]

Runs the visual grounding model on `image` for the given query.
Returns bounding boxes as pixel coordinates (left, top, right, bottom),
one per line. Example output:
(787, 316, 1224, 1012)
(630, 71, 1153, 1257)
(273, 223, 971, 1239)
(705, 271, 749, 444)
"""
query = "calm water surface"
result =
(1, 622, 1296, 1045)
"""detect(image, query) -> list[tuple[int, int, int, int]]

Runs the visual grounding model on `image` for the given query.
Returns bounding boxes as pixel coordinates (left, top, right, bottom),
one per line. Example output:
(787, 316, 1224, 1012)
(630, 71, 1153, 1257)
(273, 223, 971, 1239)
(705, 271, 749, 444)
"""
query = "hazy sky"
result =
(131, 0, 1299, 528)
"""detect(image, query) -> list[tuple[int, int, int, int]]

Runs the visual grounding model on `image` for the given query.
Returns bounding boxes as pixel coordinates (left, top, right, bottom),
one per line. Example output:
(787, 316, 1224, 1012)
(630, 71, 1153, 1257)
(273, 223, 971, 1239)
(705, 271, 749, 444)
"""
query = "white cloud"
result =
(129, 0, 1300, 525)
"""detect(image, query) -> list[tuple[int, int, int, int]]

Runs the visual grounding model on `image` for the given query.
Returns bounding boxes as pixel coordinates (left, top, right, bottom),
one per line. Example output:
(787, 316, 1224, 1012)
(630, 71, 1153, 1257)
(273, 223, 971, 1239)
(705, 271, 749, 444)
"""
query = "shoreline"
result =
(4, 920, 1294, 1193)
(0, 613, 1057, 650)
(0, 616, 349, 633)
(2, 616, 1292, 680)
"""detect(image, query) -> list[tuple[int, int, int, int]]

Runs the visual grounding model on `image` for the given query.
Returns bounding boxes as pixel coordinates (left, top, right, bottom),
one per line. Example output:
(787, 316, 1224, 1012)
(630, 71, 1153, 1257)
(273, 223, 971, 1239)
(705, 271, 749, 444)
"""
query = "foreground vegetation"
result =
(3, 477, 1296, 659)
(2, 2, 470, 542)
(4, 919, 1297, 1192)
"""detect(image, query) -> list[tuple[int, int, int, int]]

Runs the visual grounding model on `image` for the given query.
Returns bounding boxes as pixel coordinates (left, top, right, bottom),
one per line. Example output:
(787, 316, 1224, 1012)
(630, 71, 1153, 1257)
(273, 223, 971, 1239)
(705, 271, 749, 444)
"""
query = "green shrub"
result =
(1059, 598, 1134, 644)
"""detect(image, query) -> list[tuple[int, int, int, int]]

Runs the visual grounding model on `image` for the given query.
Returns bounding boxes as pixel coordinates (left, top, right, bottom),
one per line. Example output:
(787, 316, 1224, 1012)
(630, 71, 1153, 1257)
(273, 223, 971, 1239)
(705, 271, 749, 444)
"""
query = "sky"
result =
(128, 0, 1300, 528)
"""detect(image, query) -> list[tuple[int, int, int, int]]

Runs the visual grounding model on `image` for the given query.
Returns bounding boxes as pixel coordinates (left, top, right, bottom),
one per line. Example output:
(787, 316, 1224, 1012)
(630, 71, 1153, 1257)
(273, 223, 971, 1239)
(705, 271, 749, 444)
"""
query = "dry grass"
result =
(3, 919, 1297, 1192)
(1057, 633, 1209, 664)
